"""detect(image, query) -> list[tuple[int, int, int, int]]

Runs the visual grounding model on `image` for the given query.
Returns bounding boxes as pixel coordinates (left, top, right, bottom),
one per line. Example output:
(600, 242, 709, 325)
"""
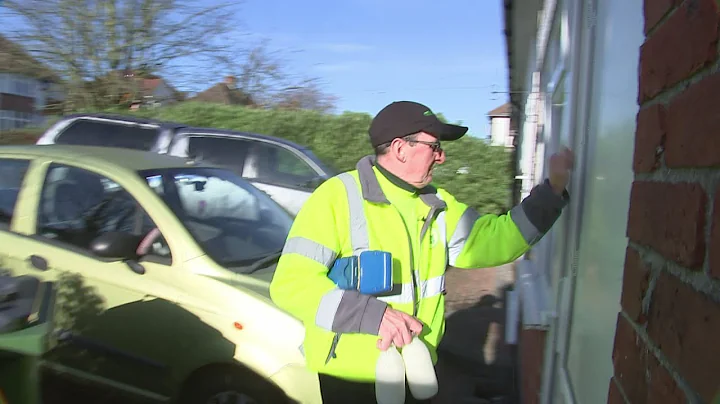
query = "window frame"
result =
(54, 118, 161, 151)
(32, 162, 173, 266)
(246, 140, 323, 192)
(0, 157, 32, 231)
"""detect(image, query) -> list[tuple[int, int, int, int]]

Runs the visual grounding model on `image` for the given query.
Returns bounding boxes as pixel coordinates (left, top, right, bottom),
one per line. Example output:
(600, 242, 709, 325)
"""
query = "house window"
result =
(0, 110, 35, 131)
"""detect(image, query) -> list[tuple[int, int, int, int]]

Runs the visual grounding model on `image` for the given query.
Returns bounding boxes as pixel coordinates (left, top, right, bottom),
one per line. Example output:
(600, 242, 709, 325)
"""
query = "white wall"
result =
(490, 116, 512, 146)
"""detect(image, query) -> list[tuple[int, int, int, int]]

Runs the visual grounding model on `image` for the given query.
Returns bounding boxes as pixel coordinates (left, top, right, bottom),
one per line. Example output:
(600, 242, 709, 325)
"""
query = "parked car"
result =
(0, 144, 322, 404)
(35, 114, 336, 215)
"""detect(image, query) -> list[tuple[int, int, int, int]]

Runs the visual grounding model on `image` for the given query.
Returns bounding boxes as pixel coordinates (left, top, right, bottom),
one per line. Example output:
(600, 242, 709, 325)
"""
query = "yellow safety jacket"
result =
(269, 155, 568, 382)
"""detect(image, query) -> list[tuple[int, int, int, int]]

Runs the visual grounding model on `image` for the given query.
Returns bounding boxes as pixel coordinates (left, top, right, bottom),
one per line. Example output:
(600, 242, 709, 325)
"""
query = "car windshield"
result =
(138, 167, 293, 271)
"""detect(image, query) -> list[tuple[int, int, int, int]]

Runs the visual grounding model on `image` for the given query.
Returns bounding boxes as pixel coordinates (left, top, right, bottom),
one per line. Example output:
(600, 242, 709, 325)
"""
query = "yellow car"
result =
(0, 145, 322, 404)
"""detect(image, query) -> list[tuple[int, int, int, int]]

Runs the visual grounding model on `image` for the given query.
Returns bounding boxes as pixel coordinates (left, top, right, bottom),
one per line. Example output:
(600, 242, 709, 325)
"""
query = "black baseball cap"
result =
(368, 101, 469, 147)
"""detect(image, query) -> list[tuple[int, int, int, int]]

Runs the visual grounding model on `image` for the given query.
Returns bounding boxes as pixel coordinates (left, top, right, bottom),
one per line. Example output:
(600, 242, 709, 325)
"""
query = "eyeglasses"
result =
(408, 139, 443, 154)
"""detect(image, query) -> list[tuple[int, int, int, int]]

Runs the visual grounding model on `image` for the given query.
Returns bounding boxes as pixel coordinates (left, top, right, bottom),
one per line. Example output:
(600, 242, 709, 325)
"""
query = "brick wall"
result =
(610, 0, 720, 402)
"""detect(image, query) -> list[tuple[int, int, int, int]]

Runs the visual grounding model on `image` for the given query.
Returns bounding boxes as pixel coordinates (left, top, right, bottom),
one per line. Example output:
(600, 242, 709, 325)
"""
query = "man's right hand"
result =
(377, 307, 423, 351)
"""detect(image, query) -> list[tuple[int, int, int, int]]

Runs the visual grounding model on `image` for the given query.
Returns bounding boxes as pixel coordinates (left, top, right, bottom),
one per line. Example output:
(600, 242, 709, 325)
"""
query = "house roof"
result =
(487, 102, 512, 117)
(190, 83, 254, 106)
(0, 35, 61, 82)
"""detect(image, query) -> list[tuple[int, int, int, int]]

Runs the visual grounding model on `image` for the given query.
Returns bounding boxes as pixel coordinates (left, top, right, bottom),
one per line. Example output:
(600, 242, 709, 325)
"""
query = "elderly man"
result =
(270, 101, 573, 403)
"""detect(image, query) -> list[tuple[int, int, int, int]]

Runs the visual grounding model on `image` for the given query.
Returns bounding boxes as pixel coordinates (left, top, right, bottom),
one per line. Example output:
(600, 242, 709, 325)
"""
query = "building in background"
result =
(0, 36, 65, 131)
(487, 102, 516, 149)
(503, 0, 720, 403)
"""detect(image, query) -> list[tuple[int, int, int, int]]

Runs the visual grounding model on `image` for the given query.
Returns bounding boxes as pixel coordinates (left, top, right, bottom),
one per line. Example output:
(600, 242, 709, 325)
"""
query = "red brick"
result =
(646, 272, 720, 402)
(626, 181, 707, 269)
(607, 378, 626, 404)
(666, 71, 720, 168)
(638, 0, 719, 102)
(620, 247, 651, 323)
(612, 314, 649, 403)
(519, 329, 546, 404)
(633, 105, 666, 173)
(710, 187, 720, 278)
(644, 0, 679, 33)
(646, 353, 686, 403)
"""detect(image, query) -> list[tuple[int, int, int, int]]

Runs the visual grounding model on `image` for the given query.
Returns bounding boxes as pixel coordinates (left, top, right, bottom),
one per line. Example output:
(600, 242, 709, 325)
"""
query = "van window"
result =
(55, 120, 159, 151)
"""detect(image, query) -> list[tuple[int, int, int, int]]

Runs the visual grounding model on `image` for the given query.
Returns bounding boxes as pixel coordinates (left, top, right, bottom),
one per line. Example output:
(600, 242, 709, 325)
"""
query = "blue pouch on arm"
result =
(327, 256, 358, 290)
(358, 251, 393, 295)
(327, 251, 393, 295)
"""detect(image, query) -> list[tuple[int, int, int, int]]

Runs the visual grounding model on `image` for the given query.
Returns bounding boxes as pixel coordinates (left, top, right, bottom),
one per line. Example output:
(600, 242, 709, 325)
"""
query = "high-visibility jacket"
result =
(269, 155, 568, 382)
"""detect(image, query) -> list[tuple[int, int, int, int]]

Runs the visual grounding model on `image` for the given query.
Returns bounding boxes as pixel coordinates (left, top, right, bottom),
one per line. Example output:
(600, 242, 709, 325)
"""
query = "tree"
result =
(229, 39, 337, 113)
(1, 0, 243, 110)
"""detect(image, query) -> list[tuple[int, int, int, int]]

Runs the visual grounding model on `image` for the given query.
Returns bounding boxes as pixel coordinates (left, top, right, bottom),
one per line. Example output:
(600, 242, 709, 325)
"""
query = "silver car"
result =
(36, 113, 335, 215)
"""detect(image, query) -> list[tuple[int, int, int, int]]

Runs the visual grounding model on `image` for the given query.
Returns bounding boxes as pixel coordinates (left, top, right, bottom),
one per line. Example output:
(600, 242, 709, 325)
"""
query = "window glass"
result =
(55, 120, 159, 151)
(188, 136, 250, 175)
(254, 143, 319, 189)
(0, 158, 30, 229)
(139, 167, 293, 271)
(37, 163, 170, 260)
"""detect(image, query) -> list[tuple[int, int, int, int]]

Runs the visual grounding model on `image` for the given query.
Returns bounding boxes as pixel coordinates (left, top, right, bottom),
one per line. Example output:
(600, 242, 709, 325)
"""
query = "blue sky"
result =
(236, 0, 510, 139)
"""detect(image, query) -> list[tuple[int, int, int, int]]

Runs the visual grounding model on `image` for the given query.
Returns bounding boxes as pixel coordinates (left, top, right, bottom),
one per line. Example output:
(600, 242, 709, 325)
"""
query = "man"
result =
(270, 101, 573, 403)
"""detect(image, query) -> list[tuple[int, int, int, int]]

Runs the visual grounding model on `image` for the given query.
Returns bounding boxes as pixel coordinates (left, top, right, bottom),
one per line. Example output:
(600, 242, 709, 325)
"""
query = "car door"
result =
(6, 161, 187, 402)
(243, 141, 323, 215)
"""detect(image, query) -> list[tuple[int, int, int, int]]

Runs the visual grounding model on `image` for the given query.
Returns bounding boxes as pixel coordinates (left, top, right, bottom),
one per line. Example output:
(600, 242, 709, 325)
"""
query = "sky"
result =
(0, 0, 510, 139)
(234, 0, 510, 139)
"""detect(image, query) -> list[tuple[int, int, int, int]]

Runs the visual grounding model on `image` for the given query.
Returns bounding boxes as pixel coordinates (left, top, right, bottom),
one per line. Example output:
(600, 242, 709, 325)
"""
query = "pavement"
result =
(432, 263, 518, 404)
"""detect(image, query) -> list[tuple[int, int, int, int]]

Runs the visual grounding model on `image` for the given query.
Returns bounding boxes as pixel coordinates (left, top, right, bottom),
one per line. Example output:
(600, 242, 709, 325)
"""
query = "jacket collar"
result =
(355, 155, 447, 210)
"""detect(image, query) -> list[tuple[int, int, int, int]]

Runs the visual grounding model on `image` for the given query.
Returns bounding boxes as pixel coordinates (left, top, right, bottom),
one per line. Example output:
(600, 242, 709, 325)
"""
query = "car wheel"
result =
(178, 366, 286, 404)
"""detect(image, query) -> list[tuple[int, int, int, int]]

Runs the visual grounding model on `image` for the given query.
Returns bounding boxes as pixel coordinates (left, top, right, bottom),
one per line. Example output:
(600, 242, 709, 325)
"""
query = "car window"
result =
(36, 163, 171, 262)
(0, 158, 31, 230)
(188, 136, 250, 175)
(253, 142, 319, 189)
(140, 167, 293, 270)
(55, 119, 159, 151)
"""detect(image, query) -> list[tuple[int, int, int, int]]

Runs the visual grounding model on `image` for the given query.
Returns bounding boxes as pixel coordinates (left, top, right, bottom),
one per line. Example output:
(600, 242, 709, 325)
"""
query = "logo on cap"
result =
(423, 110, 434, 116)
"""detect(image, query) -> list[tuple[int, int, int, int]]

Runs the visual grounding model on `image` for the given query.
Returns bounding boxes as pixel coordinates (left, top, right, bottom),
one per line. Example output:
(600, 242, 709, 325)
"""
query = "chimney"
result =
(224, 75, 237, 88)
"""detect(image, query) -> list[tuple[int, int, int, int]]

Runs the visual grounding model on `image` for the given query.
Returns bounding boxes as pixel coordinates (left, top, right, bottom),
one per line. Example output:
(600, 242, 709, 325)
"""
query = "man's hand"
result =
(377, 307, 424, 351)
(548, 147, 575, 194)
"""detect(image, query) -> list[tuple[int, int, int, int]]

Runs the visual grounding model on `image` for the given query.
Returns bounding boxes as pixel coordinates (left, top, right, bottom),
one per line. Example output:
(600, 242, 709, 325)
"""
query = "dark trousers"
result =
(319, 373, 434, 404)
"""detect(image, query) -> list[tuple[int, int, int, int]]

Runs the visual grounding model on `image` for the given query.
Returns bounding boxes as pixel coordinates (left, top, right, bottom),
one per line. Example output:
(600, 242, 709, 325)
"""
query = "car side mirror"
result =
(90, 232, 146, 274)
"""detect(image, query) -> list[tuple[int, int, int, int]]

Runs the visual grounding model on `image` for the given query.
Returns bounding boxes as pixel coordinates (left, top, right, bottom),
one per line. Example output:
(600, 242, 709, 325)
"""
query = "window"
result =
(0, 158, 30, 230)
(36, 164, 170, 261)
(55, 120, 160, 151)
(0, 111, 34, 132)
(188, 136, 251, 175)
(139, 167, 293, 270)
(253, 142, 319, 189)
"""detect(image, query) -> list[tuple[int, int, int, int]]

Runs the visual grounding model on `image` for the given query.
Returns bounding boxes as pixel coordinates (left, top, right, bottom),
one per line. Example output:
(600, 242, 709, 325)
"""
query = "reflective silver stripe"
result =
(377, 275, 446, 304)
(315, 289, 345, 330)
(282, 236, 338, 267)
(509, 204, 542, 245)
(421, 275, 446, 299)
(337, 173, 369, 254)
(448, 207, 481, 266)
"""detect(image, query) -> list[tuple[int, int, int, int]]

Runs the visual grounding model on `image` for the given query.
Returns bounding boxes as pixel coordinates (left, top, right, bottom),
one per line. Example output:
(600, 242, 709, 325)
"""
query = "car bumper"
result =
(270, 363, 322, 404)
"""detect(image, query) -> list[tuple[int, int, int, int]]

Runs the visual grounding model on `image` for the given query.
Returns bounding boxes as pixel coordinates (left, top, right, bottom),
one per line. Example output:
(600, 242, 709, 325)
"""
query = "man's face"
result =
(402, 132, 446, 187)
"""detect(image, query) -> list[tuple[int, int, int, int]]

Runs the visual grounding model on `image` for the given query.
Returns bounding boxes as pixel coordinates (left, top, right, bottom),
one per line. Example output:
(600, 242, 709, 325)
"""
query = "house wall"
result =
(610, 0, 720, 402)
(0, 72, 55, 130)
(490, 115, 512, 147)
